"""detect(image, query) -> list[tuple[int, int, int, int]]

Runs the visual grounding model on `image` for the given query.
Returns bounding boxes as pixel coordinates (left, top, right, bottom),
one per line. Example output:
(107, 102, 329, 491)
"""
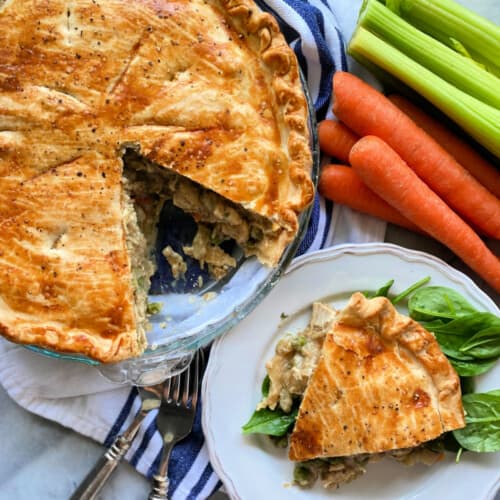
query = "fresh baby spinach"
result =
(242, 375, 298, 436)
(449, 358, 497, 377)
(421, 313, 499, 338)
(459, 326, 500, 360)
(408, 286, 477, 321)
(408, 286, 499, 377)
(391, 276, 430, 304)
(364, 279, 394, 298)
(453, 390, 500, 452)
(363, 276, 430, 302)
(242, 407, 298, 436)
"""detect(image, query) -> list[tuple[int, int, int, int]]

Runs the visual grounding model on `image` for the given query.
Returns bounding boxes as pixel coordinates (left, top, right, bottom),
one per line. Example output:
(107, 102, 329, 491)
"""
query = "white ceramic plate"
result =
(202, 243, 500, 500)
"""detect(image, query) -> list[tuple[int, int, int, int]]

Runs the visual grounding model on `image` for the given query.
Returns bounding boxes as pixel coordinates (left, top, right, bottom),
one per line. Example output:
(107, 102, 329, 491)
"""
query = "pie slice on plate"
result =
(289, 292, 465, 462)
(0, 0, 313, 362)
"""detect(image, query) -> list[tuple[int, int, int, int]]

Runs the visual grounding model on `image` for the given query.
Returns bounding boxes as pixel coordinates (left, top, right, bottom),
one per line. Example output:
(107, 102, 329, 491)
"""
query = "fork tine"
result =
(159, 378, 169, 406)
(163, 377, 172, 401)
(178, 350, 202, 408)
(181, 358, 191, 406)
(191, 349, 205, 409)
(164, 372, 180, 403)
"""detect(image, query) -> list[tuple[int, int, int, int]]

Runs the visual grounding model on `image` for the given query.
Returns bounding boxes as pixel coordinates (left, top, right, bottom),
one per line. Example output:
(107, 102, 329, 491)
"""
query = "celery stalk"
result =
(348, 27, 500, 157)
(358, 0, 500, 108)
(385, 0, 500, 76)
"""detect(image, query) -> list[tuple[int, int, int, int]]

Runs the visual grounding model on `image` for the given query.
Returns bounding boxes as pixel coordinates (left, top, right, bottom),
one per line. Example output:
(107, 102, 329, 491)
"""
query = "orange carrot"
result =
(388, 94, 500, 198)
(349, 136, 500, 293)
(318, 119, 359, 164)
(332, 71, 500, 239)
(319, 164, 422, 233)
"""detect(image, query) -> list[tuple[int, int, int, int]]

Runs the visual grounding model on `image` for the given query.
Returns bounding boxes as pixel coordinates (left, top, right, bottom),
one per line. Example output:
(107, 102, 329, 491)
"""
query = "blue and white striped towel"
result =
(0, 0, 386, 498)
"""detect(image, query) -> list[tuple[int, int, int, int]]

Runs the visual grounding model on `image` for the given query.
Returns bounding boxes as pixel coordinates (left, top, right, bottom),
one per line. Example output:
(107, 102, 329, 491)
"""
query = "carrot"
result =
(318, 119, 359, 163)
(319, 164, 423, 233)
(388, 94, 500, 198)
(349, 135, 500, 293)
(332, 71, 500, 239)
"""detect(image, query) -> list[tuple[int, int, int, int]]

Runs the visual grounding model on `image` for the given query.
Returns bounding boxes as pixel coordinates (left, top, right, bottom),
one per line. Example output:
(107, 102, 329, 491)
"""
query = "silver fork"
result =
(148, 349, 205, 500)
(70, 384, 164, 500)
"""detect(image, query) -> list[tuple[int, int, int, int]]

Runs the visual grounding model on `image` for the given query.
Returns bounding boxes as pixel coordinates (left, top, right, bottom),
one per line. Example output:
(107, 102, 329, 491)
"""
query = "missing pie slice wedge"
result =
(287, 292, 465, 484)
(0, 0, 313, 362)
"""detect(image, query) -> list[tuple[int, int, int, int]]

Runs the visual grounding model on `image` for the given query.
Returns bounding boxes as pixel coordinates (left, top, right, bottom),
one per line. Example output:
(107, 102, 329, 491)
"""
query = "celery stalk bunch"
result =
(386, 0, 500, 77)
(348, 0, 500, 158)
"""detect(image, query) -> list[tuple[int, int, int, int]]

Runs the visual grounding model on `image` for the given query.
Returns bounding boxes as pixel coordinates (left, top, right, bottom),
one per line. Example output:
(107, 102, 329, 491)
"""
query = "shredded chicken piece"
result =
(183, 224, 236, 280)
(162, 245, 187, 280)
(258, 302, 338, 412)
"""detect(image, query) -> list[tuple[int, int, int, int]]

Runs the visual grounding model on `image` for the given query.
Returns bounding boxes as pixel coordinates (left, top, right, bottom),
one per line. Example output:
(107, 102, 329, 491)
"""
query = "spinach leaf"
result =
(453, 390, 500, 452)
(423, 314, 500, 374)
(363, 276, 430, 302)
(261, 375, 270, 397)
(375, 279, 394, 297)
(242, 407, 298, 436)
(243, 375, 298, 436)
(364, 279, 394, 298)
(423, 313, 499, 337)
(462, 390, 500, 419)
(408, 286, 478, 321)
(433, 333, 475, 361)
(392, 276, 430, 304)
(450, 358, 498, 377)
(459, 326, 500, 359)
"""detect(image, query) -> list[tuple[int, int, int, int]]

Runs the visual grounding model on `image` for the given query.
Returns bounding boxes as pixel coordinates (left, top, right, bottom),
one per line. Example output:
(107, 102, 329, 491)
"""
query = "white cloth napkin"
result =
(0, 0, 386, 498)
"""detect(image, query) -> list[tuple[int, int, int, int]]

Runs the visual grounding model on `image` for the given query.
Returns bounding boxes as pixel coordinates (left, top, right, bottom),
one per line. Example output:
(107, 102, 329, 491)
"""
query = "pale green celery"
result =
(448, 38, 486, 70)
(358, 0, 500, 108)
(348, 27, 500, 157)
(385, 0, 500, 76)
(349, 50, 425, 104)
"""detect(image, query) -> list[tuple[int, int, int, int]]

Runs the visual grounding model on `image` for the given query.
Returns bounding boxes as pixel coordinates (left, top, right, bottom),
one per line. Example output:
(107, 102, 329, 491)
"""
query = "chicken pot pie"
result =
(257, 293, 465, 489)
(0, 0, 313, 362)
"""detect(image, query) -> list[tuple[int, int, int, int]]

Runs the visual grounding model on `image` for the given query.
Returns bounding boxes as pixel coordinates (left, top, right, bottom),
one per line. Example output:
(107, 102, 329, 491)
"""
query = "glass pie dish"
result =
(24, 73, 319, 386)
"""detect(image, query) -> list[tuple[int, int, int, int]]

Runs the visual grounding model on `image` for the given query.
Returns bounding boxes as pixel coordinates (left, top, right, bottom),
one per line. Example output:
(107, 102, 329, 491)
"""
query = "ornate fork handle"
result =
(148, 439, 176, 500)
(70, 409, 147, 500)
(148, 476, 170, 500)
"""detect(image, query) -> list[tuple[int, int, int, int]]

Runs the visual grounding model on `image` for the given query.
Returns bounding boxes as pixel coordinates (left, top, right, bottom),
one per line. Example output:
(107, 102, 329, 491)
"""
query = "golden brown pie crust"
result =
(289, 293, 465, 462)
(0, 0, 313, 362)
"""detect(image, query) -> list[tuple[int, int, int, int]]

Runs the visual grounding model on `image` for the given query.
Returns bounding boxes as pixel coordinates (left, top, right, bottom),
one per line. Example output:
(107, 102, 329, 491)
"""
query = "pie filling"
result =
(121, 189, 149, 350)
(292, 445, 443, 489)
(121, 149, 291, 336)
(259, 302, 445, 490)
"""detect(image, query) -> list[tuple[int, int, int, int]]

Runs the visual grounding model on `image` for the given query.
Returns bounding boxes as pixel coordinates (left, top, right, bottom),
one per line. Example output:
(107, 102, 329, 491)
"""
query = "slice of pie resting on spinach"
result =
(254, 293, 465, 489)
(0, 0, 313, 362)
